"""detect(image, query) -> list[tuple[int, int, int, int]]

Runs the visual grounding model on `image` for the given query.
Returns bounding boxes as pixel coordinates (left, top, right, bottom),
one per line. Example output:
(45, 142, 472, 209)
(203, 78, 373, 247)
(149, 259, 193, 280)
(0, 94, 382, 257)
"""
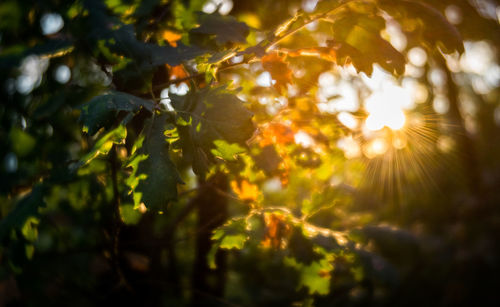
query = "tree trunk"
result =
(191, 172, 229, 306)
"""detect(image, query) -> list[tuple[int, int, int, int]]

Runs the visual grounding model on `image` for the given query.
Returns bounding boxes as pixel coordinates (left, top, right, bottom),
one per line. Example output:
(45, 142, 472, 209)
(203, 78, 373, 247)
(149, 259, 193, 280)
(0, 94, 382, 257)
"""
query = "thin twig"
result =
(109, 145, 132, 291)
(150, 0, 360, 92)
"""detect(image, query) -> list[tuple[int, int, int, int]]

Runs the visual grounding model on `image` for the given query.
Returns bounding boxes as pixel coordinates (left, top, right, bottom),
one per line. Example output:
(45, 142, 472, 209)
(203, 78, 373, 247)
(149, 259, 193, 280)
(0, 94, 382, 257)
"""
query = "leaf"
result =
(80, 125, 127, 165)
(191, 12, 250, 45)
(377, 0, 464, 54)
(230, 179, 259, 202)
(162, 30, 183, 47)
(126, 114, 183, 210)
(119, 203, 143, 225)
(171, 85, 254, 176)
(285, 257, 333, 295)
(85, 0, 205, 67)
(149, 42, 207, 67)
(288, 227, 323, 265)
(300, 260, 332, 295)
(219, 233, 248, 249)
(209, 218, 249, 269)
(168, 64, 189, 80)
(328, 14, 405, 76)
(261, 213, 291, 249)
(261, 52, 293, 92)
(259, 122, 295, 147)
(344, 25, 405, 75)
(106, 25, 205, 66)
(211, 140, 246, 161)
(9, 128, 36, 157)
(21, 217, 39, 242)
(211, 218, 248, 250)
(0, 185, 46, 242)
(79, 91, 154, 135)
(254, 145, 282, 175)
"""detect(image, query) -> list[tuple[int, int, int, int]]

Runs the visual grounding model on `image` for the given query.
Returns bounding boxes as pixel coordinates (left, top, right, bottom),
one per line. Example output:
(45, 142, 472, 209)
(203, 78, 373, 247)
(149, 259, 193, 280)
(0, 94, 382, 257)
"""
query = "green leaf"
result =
(172, 0, 207, 30)
(21, 217, 40, 242)
(330, 14, 405, 76)
(210, 140, 246, 161)
(191, 12, 250, 45)
(80, 125, 127, 165)
(149, 43, 207, 67)
(25, 244, 35, 260)
(211, 218, 248, 249)
(126, 114, 183, 210)
(378, 0, 464, 54)
(119, 203, 143, 225)
(0, 185, 46, 242)
(106, 26, 206, 66)
(9, 128, 36, 157)
(79, 91, 154, 135)
(289, 227, 323, 265)
(209, 218, 248, 269)
(219, 233, 248, 249)
(285, 257, 333, 295)
(171, 85, 254, 176)
(85, 0, 205, 67)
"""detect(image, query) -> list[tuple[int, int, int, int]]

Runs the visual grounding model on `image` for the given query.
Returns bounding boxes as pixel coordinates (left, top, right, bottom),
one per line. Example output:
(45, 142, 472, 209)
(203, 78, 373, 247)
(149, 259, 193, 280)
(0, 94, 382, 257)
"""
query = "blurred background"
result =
(1, 0, 499, 306)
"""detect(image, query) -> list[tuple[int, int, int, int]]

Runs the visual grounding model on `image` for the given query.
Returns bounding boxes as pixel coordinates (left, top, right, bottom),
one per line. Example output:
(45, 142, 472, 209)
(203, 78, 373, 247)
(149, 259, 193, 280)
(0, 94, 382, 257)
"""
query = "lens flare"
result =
(363, 76, 411, 131)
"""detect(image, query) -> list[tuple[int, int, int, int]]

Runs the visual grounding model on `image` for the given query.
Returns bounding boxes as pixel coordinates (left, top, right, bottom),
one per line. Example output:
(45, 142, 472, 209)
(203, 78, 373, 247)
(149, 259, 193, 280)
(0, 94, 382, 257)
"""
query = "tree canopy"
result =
(1, 0, 500, 306)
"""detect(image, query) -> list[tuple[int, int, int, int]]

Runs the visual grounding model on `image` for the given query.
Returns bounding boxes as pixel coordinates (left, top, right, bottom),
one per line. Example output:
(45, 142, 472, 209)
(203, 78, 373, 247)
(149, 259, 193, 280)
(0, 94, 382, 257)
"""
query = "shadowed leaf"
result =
(171, 85, 254, 176)
(191, 12, 250, 45)
(79, 91, 154, 135)
(126, 114, 183, 210)
(0, 185, 46, 242)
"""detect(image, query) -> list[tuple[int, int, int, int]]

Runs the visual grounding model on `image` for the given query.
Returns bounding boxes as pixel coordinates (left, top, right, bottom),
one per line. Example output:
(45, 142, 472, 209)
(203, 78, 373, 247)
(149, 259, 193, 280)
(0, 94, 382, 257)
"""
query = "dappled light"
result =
(1, 0, 499, 306)
(40, 13, 64, 35)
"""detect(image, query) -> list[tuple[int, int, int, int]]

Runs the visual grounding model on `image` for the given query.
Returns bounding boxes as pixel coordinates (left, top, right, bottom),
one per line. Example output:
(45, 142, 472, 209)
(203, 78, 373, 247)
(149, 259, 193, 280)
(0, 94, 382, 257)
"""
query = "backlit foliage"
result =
(1, 0, 499, 306)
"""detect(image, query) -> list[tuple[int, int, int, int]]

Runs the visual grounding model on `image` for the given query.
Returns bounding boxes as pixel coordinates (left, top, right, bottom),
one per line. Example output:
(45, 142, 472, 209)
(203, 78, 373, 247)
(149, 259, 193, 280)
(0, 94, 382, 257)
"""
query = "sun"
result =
(364, 83, 409, 131)
(360, 66, 414, 132)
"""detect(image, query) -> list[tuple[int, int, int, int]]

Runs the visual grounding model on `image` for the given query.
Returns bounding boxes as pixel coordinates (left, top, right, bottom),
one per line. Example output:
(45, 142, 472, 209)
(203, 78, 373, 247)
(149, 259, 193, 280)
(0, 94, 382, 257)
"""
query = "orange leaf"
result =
(261, 213, 291, 249)
(168, 64, 188, 81)
(231, 179, 259, 202)
(261, 52, 293, 93)
(162, 30, 182, 47)
(260, 123, 295, 147)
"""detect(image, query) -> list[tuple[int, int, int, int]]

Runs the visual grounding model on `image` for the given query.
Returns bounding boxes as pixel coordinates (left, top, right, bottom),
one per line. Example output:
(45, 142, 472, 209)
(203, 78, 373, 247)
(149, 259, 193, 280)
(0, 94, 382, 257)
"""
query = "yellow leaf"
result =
(231, 179, 259, 201)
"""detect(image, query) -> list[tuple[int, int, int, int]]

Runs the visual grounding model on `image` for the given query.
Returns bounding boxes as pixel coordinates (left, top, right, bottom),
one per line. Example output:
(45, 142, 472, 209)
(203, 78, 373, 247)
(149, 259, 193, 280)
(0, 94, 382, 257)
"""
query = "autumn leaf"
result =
(167, 64, 188, 80)
(256, 123, 294, 185)
(261, 52, 293, 93)
(231, 179, 259, 202)
(259, 122, 295, 147)
(162, 30, 182, 47)
(261, 213, 291, 249)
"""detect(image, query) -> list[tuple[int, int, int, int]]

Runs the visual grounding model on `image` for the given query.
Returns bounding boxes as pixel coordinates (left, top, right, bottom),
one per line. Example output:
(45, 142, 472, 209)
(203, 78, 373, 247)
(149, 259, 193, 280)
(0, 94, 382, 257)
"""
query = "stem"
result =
(151, 0, 358, 92)
(109, 145, 131, 291)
